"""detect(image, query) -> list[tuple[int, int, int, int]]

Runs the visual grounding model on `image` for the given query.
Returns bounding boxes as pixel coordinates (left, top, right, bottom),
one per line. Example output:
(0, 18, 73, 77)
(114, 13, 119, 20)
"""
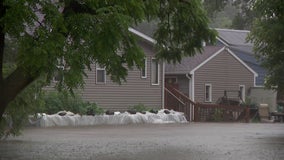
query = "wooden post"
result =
(164, 90, 167, 108)
(245, 106, 250, 123)
(194, 104, 199, 122)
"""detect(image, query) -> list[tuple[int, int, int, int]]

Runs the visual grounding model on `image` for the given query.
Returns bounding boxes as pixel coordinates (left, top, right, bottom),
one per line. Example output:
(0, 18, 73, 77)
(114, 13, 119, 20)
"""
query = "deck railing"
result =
(194, 103, 250, 122)
(165, 84, 250, 122)
(165, 84, 195, 121)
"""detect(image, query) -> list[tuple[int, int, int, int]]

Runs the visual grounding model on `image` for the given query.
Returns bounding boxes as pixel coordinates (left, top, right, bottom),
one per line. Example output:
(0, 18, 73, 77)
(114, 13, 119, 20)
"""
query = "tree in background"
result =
(0, 0, 216, 121)
(231, 0, 256, 30)
(203, 0, 228, 19)
(248, 0, 284, 92)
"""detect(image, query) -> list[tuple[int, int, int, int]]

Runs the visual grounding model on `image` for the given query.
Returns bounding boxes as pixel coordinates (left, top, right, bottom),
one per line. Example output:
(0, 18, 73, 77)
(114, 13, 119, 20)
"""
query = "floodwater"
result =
(0, 123, 284, 160)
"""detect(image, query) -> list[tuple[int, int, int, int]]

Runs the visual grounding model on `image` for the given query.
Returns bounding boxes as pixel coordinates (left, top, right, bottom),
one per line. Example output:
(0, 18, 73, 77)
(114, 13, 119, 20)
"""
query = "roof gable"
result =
(190, 47, 257, 77)
(166, 46, 257, 79)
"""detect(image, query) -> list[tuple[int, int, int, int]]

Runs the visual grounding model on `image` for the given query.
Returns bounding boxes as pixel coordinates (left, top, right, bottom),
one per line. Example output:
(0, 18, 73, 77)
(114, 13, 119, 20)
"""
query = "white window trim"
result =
(205, 83, 212, 102)
(96, 64, 106, 84)
(151, 58, 160, 85)
(239, 85, 245, 101)
(141, 57, 147, 79)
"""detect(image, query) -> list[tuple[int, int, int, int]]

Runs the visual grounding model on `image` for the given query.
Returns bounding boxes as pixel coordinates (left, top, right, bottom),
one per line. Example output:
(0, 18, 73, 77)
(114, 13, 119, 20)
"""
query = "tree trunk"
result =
(0, 0, 6, 119)
(0, 1, 36, 121)
(0, 67, 35, 120)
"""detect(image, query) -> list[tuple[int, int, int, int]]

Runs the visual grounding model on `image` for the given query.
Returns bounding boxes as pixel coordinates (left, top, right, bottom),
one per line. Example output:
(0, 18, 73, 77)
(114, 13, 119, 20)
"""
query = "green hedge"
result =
(40, 91, 104, 115)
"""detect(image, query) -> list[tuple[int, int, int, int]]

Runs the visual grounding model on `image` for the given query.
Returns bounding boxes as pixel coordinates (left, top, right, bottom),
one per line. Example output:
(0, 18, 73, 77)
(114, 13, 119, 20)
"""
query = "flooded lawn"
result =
(0, 123, 284, 160)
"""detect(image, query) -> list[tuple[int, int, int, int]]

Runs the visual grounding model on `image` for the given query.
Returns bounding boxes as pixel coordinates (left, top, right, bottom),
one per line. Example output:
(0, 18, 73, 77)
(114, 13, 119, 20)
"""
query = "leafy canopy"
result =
(248, 0, 284, 92)
(1, 0, 216, 92)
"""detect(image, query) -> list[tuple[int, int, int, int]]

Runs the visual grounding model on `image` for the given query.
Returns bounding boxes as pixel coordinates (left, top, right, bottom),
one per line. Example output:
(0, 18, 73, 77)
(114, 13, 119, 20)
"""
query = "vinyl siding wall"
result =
(81, 41, 163, 111)
(194, 50, 255, 103)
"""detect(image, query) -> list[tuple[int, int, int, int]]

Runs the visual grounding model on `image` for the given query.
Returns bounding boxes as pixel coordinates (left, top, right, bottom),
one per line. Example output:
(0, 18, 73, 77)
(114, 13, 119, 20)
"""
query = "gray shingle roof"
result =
(133, 25, 267, 86)
(165, 46, 224, 74)
(133, 21, 156, 38)
(216, 28, 252, 46)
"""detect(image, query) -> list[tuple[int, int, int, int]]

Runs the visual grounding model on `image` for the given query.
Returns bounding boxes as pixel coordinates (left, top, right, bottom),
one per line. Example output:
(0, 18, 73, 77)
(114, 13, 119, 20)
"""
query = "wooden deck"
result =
(165, 84, 249, 122)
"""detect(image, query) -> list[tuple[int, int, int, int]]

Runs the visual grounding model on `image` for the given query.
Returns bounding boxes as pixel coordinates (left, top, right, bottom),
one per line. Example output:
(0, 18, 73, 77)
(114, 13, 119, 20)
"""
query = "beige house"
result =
(165, 46, 257, 104)
(81, 29, 164, 111)
(79, 28, 276, 113)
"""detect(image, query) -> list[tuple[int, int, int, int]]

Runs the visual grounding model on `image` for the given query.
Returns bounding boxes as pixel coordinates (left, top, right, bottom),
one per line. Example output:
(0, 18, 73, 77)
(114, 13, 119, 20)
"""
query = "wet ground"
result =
(0, 123, 284, 160)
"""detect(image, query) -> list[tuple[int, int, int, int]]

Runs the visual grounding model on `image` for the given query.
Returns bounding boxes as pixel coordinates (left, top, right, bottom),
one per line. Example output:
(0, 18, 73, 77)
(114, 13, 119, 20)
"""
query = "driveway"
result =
(0, 123, 284, 160)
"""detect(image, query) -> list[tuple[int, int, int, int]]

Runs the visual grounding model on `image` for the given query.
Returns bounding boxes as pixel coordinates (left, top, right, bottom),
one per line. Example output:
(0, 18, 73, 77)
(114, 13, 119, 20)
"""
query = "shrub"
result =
(129, 104, 150, 112)
(85, 103, 104, 115)
(40, 91, 103, 115)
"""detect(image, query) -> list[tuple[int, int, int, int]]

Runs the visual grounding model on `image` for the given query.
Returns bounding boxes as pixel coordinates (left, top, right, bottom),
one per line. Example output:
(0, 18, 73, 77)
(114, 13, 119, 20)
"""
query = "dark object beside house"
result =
(58, 111, 67, 116)
(164, 109, 170, 114)
(149, 109, 158, 114)
(127, 110, 137, 114)
(105, 110, 114, 115)
(217, 97, 240, 106)
(217, 90, 242, 106)
(86, 108, 95, 116)
(139, 111, 147, 114)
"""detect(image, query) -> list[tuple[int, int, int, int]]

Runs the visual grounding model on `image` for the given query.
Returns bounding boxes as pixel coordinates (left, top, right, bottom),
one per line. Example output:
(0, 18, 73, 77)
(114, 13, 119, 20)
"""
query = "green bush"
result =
(85, 103, 104, 115)
(129, 104, 151, 112)
(41, 91, 103, 115)
(213, 108, 223, 122)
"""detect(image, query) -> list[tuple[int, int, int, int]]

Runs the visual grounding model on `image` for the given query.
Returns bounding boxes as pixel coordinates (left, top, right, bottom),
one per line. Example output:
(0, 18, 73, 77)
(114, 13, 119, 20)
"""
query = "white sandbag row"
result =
(38, 109, 188, 127)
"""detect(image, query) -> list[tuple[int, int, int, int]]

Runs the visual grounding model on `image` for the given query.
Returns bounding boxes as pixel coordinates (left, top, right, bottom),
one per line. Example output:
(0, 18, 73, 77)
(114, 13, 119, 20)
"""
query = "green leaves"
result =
(2, 0, 216, 94)
(248, 0, 284, 91)
(155, 0, 217, 63)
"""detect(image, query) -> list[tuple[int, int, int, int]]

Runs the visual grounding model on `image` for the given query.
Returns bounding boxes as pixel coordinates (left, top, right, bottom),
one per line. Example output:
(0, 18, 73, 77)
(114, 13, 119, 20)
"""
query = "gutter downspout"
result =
(162, 61, 165, 109)
(186, 74, 191, 98)
(189, 72, 195, 121)
(186, 73, 193, 122)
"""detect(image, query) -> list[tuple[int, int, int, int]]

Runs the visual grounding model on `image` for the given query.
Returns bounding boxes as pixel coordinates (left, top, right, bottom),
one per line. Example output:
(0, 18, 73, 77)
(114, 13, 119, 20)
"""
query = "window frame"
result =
(204, 83, 212, 102)
(239, 85, 245, 101)
(151, 58, 160, 85)
(141, 57, 147, 79)
(96, 64, 106, 84)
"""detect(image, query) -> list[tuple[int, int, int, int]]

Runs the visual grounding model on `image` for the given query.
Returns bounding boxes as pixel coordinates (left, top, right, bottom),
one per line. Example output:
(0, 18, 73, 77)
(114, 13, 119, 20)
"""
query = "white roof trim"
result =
(128, 27, 156, 44)
(190, 47, 226, 74)
(216, 37, 229, 46)
(215, 28, 250, 33)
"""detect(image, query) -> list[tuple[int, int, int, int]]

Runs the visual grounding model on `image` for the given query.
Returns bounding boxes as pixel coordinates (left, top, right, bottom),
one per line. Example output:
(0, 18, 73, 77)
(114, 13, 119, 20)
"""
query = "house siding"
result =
(81, 41, 163, 111)
(194, 50, 255, 103)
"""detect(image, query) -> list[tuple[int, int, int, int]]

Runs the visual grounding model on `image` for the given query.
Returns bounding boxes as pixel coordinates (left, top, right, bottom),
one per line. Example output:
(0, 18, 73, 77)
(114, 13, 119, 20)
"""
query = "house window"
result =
(53, 66, 64, 82)
(239, 85, 245, 101)
(205, 84, 212, 102)
(151, 58, 159, 85)
(96, 65, 106, 83)
(141, 58, 147, 78)
(165, 77, 178, 84)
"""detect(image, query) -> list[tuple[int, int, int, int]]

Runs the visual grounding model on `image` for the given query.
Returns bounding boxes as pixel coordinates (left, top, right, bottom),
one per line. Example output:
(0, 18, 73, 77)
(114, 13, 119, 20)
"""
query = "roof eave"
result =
(128, 27, 156, 44)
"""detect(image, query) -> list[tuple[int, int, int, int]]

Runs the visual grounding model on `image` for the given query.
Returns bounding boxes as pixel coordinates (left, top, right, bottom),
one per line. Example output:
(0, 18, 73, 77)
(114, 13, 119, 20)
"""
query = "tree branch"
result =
(3, 67, 36, 104)
(0, 0, 6, 82)
(63, 0, 97, 17)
